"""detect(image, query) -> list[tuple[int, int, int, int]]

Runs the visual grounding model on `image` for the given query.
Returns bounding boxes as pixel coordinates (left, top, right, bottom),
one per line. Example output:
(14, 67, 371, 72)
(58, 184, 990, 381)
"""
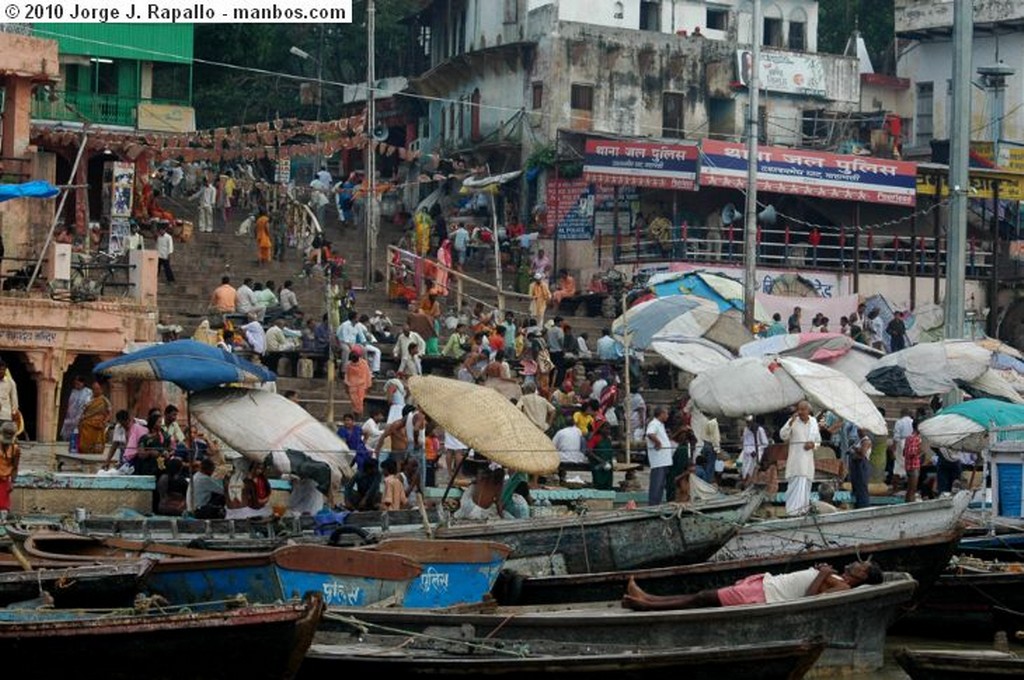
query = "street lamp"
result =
(290, 34, 324, 174)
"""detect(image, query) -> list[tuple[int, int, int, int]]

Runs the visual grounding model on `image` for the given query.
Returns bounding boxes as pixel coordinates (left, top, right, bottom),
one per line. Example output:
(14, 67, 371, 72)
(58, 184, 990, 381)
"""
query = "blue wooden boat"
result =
(358, 539, 512, 608)
(273, 544, 421, 607)
(958, 532, 1024, 561)
(0, 593, 323, 680)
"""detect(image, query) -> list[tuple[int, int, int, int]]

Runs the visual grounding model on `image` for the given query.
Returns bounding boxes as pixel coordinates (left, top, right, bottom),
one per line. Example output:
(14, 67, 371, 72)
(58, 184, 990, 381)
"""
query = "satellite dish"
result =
(721, 203, 740, 224)
(757, 204, 777, 226)
(372, 125, 389, 143)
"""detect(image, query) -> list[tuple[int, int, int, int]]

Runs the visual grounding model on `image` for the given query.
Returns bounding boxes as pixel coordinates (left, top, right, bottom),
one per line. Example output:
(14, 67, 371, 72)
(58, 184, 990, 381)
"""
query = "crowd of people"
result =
(764, 302, 911, 353)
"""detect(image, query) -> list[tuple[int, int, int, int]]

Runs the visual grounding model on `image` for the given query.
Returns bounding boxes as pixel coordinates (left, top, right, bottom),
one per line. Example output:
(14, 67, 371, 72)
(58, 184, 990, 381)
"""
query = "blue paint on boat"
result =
(146, 562, 282, 604)
(401, 558, 506, 608)
(275, 569, 407, 607)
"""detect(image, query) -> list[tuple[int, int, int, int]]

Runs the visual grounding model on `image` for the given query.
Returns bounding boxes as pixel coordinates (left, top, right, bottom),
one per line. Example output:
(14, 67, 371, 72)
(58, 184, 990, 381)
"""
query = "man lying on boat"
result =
(621, 561, 884, 611)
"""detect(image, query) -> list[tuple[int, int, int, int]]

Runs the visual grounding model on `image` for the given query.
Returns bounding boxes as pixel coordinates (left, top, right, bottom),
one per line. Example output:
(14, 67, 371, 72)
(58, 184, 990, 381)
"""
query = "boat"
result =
(14, 530, 423, 607)
(894, 648, 1024, 679)
(434, 491, 763, 575)
(0, 593, 322, 680)
(359, 539, 512, 608)
(712, 492, 970, 562)
(493, 528, 961, 606)
(321, 573, 918, 676)
(994, 606, 1024, 645)
(0, 560, 153, 608)
(958, 533, 1024, 561)
(300, 633, 827, 680)
(895, 558, 1024, 637)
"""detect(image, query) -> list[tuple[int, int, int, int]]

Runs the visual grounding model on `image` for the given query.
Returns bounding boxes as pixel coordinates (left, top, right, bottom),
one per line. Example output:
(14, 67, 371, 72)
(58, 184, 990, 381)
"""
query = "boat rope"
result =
(323, 612, 531, 658)
(578, 514, 591, 574)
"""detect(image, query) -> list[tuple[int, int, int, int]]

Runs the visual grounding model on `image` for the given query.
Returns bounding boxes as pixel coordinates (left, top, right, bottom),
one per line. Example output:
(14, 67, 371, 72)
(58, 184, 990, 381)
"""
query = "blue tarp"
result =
(0, 180, 59, 203)
(94, 340, 275, 393)
(650, 272, 740, 313)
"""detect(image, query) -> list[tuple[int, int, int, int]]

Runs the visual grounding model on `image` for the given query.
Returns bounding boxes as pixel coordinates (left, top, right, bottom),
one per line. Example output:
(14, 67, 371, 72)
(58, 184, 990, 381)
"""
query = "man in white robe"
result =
(780, 400, 821, 516)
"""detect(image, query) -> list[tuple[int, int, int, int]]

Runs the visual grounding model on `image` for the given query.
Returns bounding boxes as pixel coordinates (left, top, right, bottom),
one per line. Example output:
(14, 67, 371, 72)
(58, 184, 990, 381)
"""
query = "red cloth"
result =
(0, 478, 11, 511)
(903, 433, 922, 472)
(717, 573, 767, 606)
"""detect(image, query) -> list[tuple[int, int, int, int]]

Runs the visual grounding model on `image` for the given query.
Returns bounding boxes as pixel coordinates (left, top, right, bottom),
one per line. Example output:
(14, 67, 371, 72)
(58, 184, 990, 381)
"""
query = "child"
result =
(381, 458, 407, 511)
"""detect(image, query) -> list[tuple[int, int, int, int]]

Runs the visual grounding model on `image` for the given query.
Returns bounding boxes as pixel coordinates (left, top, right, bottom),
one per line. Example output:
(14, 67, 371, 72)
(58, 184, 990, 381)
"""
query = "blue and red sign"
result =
(700, 140, 917, 207)
(583, 139, 700, 191)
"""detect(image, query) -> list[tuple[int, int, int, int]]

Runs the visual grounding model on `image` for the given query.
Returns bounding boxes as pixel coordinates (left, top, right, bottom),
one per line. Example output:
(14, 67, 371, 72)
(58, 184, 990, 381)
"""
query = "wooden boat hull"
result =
(958, 533, 1024, 562)
(362, 539, 512, 608)
(713, 492, 970, 562)
(495, 528, 961, 607)
(274, 544, 421, 607)
(299, 635, 826, 680)
(437, 491, 763, 574)
(895, 648, 1024, 680)
(0, 593, 323, 680)
(895, 570, 1024, 638)
(0, 560, 153, 608)
(322, 574, 917, 676)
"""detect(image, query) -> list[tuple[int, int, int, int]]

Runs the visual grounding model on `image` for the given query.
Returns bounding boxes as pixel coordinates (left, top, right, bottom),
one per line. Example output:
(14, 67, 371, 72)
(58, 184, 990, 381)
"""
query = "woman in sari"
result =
(436, 239, 452, 295)
(254, 210, 272, 266)
(77, 380, 112, 455)
(344, 350, 373, 419)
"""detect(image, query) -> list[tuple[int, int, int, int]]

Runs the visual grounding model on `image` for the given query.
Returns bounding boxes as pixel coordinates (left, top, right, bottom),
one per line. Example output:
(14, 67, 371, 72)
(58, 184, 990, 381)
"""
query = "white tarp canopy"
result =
(651, 337, 733, 375)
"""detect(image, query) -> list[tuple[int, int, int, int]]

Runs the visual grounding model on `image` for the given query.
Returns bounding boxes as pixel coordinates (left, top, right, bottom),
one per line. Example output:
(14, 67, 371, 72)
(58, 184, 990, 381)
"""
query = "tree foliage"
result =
(192, 1, 420, 128)
(818, 0, 895, 72)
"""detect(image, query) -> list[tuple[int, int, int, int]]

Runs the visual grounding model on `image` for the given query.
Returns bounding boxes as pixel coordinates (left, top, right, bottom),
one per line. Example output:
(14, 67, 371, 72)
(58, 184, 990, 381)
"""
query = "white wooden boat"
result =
(712, 492, 970, 562)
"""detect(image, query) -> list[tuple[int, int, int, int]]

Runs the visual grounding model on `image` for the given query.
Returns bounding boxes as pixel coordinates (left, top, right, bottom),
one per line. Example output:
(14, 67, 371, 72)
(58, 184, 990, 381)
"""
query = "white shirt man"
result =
(355, 319, 382, 374)
(645, 408, 674, 506)
(236, 281, 266, 321)
(576, 335, 592, 359)
(393, 329, 426, 363)
(242, 319, 267, 355)
(779, 401, 822, 516)
(279, 286, 299, 313)
(741, 419, 770, 481)
(266, 321, 298, 353)
(519, 389, 555, 431)
(590, 377, 608, 403)
(316, 168, 333, 187)
(156, 230, 173, 259)
(552, 425, 586, 464)
(362, 415, 384, 451)
(596, 332, 620, 361)
(0, 366, 19, 422)
(892, 412, 914, 479)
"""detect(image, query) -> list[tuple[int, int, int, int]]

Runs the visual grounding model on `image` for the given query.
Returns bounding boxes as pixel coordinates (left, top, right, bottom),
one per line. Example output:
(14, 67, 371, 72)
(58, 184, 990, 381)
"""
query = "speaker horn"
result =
(372, 124, 389, 143)
(757, 204, 777, 226)
(721, 203, 740, 224)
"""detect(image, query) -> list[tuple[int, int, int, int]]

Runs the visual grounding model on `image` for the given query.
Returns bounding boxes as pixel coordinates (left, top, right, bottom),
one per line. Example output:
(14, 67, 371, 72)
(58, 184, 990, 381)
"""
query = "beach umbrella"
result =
(94, 340, 275, 392)
(613, 295, 753, 352)
(864, 340, 992, 398)
(919, 398, 1024, 453)
(648, 271, 771, 322)
(651, 337, 733, 375)
(739, 332, 853, 362)
(190, 387, 353, 488)
(408, 375, 559, 475)
(690, 356, 888, 435)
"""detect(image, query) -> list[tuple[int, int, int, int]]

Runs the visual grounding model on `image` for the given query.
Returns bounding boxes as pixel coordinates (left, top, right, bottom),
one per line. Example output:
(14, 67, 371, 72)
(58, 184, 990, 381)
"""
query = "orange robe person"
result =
(344, 354, 373, 417)
(550, 272, 577, 307)
(77, 382, 112, 455)
(255, 213, 272, 265)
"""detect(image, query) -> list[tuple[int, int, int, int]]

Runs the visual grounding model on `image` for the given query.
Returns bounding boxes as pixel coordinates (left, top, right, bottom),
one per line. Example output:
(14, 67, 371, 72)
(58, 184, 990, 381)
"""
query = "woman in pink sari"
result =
(436, 239, 452, 296)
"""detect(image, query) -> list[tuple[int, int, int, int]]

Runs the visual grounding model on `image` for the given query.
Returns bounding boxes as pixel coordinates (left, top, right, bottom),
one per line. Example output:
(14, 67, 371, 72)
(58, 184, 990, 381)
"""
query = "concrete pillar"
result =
(74, 152, 91, 233)
(35, 377, 58, 443)
(129, 248, 159, 307)
(108, 379, 128, 416)
(0, 77, 33, 159)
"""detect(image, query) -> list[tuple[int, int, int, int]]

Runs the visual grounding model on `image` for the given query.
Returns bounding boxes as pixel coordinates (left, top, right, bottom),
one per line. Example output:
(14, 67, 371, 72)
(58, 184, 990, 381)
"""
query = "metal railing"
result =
(386, 245, 531, 315)
(602, 227, 995, 279)
(32, 91, 191, 128)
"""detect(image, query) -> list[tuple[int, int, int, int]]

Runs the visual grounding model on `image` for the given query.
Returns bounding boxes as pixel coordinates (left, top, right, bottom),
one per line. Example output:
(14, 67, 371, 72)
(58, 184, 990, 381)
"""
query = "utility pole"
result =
(944, 0, 972, 340)
(364, 0, 377, 289)
(742, 0, 762, 330)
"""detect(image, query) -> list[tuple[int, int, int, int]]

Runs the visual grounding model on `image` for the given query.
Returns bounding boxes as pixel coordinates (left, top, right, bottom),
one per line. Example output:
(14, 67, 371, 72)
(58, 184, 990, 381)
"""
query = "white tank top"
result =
(762, 568, 823, 603)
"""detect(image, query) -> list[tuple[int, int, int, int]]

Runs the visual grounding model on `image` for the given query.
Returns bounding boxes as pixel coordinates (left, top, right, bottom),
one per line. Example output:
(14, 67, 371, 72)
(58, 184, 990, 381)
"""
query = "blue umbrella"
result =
(94, 340, 275, 392)
(0, 180, 59, 203)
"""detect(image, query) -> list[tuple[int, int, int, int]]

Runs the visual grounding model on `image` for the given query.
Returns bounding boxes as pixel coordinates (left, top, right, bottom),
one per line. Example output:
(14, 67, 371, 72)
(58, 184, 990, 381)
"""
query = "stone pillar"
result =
(108, 379, 128, 417)
(0, 76, 33, 159)
(35, 376, 58, 443)
(74, 152, 91, 234)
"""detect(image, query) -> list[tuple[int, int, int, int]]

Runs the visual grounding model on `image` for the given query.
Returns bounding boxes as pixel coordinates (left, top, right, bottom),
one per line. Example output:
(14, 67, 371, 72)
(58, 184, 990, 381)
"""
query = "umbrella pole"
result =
(622, 289, 631, 465)
(440, 453, 466, 509)
(186, 391, 195, 513)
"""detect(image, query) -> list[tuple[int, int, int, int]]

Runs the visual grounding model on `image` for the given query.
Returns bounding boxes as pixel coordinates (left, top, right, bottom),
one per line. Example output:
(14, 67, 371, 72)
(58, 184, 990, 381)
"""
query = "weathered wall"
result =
(895, 0, 1024, 33)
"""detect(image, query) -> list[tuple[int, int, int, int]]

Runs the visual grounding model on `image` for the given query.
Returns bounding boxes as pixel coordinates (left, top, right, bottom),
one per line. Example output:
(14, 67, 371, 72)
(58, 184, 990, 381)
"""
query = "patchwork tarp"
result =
(865, 340, 992, 397)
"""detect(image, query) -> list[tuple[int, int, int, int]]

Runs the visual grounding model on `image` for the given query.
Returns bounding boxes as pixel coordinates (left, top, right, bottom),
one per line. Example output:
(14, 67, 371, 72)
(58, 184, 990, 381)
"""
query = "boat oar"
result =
(10, 543, 32, 572)
(416, 497, 433, 539)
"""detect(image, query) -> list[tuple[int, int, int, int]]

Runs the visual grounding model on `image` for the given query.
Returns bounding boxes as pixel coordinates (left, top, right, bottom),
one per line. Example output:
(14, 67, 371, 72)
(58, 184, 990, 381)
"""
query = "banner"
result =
(700, 140, 918, 207)
(917, 169, 1024, 201)
(583, 139, 700, 190)
(737, 50, 827, 98)
(547, 178, 594, 240)
(109, 161, 135, 218)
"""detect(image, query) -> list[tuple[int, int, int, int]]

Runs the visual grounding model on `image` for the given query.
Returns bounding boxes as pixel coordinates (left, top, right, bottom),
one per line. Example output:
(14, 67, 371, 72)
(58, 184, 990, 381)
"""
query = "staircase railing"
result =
(386, 245, 531, 315)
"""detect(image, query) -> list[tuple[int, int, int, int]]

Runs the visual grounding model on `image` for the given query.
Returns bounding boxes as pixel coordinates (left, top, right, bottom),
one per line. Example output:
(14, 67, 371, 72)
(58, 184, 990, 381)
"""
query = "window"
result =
(640, 1, 661, 31)
(708, 97, 735, 137)
(151, 62, 189, 102)
(916, 82, 934, 146)
(571, 84, 594, 111)
(763, 18, 784, 47)
(662, 92, 685, 138)
(531, 82, 543, 110)
(788, 21, 805, 51)
(504, 0, 517, 24)
(96, 61, 119, 95)
(707, 8, 728, 30)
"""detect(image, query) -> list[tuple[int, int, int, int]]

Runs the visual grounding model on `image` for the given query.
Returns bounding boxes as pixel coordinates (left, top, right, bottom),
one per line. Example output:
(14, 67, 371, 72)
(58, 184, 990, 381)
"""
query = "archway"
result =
(2, 353, 38, 442)
(56, 354, 102, 442)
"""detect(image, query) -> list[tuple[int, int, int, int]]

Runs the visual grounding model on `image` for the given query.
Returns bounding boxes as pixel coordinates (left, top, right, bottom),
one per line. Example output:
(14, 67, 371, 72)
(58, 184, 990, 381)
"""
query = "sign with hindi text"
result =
(583, 139, 700, 191)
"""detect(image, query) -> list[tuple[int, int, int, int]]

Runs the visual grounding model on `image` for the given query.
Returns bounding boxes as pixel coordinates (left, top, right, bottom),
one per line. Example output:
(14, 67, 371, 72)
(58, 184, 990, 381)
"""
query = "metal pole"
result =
(325, 277, 337, 425)
(622, 289, 631, 465)
(28, 131, 89, 291)
(945, 0, 972, 339)
(489, 191, 504, 310)
(989, 182, 1001, 337)
(742, 0, 762, 330)
(315, 25, 324, 173)
(364, 0, 377, 290)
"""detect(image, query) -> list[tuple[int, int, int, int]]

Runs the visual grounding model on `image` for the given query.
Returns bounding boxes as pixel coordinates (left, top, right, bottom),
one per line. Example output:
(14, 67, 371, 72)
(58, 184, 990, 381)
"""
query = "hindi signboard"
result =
(736, 50, 828, 98)
(583, 139, 700, 190)
(547, 178, 595, 240)
(700, 140, 918, 207)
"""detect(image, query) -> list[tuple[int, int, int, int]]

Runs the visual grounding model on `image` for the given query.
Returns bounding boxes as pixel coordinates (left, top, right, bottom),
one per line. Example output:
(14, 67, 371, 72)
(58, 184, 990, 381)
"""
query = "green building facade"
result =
(31, 24, 194, 129)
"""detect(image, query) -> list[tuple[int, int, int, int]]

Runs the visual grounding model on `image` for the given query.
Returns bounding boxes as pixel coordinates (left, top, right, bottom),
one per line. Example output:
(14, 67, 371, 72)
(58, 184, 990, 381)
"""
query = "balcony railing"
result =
(31, 91, 191, 128)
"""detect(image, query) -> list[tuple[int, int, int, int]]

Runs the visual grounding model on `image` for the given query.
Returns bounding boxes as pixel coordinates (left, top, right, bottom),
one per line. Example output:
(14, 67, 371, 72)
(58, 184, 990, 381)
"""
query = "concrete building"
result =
(0, 29, 158, 443)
